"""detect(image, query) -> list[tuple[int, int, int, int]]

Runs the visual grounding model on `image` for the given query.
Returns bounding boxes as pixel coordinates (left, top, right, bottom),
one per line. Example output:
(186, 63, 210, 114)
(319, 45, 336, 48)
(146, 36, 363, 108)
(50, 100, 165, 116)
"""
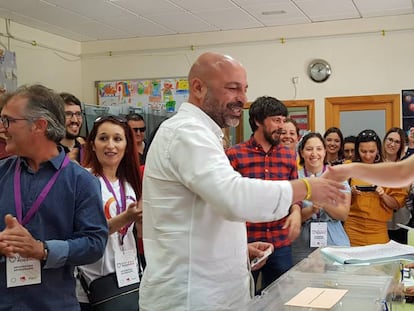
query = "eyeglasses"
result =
(94, 115, 127, 124)
(132, 127, 146, 133)
(0, 116, 30, 129)
(65, 111, 82, 119)
(386, 137, 401, 145)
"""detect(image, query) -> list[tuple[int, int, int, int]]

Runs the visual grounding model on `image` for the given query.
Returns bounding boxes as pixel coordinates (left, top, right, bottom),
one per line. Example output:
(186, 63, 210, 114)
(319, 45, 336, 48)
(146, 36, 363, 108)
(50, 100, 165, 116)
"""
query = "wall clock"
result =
(308, 59, 331, 83)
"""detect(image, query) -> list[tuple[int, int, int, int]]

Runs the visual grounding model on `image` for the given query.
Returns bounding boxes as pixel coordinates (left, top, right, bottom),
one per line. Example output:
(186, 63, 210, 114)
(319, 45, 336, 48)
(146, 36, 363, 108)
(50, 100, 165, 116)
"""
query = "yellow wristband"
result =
(301, 178, 312, 200)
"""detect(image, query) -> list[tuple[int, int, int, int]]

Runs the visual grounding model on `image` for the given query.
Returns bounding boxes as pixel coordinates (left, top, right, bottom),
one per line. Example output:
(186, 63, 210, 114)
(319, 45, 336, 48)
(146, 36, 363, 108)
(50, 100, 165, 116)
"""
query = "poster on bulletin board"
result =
(95, 77, 189, 115)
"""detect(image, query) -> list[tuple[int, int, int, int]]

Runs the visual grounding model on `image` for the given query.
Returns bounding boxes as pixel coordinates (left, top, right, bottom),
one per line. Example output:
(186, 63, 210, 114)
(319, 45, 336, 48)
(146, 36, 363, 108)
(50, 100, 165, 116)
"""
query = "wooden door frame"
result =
(234, 99, 315, 144)
(325, 94, 400, 130)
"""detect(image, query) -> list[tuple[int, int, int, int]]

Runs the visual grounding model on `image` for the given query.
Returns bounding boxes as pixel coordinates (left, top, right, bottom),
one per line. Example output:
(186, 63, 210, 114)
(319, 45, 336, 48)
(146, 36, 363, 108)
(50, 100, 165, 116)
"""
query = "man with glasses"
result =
(126, 112, 147, 165)
(0, 84, 108, 311)
(59, 92, 84, 163)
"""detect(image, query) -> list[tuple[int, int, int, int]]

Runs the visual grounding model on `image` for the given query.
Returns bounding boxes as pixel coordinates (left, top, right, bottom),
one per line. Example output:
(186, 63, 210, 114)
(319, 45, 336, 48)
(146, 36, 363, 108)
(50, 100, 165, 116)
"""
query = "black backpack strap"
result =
(77, 267, 90, 295)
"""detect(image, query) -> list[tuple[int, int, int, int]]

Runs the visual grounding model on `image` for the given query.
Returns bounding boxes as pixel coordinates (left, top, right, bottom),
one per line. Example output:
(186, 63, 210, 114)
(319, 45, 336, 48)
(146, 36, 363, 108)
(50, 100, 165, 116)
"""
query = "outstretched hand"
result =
(306, 177, 347, 207)
(322, 164, 351, 183)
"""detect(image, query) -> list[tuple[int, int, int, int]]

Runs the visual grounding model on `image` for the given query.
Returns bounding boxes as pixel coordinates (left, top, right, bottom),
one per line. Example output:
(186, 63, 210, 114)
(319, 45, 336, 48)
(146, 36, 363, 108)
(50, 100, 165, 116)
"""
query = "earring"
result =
(375, 153, 381, 162)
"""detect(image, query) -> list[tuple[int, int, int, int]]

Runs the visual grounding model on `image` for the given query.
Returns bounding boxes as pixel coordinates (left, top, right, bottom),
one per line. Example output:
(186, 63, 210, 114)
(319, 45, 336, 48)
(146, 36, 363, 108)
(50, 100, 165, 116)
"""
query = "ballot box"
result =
(243, 249, 401, 310)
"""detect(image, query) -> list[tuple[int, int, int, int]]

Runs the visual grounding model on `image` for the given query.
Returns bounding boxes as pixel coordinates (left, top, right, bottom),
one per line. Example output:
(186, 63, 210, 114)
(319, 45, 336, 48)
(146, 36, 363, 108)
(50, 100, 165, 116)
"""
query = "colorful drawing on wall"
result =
(98, 82, 118, 106)
(402, 89, 414, 132)
(96, 77, 189, 114)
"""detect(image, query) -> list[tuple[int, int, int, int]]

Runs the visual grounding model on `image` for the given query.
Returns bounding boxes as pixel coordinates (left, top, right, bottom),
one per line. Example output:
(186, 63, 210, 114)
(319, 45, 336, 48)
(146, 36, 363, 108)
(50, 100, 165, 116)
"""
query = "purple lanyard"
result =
(102, 175, 127, 216)
(14, 156, 70, 225)
(101, 175, 131, 244)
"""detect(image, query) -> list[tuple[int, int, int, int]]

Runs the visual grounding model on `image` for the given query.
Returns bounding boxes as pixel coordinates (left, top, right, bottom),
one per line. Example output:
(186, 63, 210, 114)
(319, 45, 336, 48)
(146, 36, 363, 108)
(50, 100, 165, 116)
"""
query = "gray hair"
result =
(5, 84, 66, 143)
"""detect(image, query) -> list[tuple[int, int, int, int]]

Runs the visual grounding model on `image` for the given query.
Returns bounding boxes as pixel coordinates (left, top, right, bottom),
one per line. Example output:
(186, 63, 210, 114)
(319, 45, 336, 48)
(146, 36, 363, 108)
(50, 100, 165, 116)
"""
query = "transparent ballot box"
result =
(243, 249, 400, 311)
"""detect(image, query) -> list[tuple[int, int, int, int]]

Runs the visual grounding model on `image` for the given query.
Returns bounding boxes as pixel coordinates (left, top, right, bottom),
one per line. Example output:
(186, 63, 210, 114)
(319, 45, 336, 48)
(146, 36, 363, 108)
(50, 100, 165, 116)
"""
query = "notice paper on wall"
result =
(284, 287, 348, 309)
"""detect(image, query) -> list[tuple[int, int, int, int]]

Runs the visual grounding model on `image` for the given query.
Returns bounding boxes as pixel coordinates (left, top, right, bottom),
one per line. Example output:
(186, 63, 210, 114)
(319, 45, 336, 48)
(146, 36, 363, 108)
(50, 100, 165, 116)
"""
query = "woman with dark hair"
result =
(383, 127, 412, 244)
(345, 129, 407, 246)
(77, 115, 143, 311)
(323, 127, 344, 165)
(383, 127, 406, 161)
(280, 118, 300, 152)
(292, 132, 351, 264)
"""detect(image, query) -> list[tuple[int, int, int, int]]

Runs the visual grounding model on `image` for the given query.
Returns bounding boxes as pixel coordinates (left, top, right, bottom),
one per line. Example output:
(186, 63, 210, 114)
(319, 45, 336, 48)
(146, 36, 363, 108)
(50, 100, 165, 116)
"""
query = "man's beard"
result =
(66, 132, 78, 140)
(264, 129, 281, 146)
(202, 89, 242, 128)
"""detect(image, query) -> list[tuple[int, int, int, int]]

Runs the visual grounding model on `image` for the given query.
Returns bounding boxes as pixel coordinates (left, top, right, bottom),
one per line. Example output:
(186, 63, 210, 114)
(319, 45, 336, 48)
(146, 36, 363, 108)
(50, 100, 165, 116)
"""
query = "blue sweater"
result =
(0, 149, 108, 310)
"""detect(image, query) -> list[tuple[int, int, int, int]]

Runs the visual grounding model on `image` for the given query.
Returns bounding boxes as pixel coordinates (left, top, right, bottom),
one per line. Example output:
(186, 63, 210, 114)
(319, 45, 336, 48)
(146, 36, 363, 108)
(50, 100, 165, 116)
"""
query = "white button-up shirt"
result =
(140, 103, 293, 311)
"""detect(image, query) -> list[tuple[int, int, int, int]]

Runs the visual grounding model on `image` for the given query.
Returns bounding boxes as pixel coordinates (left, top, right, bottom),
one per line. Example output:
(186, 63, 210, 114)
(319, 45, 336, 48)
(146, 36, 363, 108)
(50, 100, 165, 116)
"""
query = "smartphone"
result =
(355, 185, 377, 192)
(251, 247, 273, 269)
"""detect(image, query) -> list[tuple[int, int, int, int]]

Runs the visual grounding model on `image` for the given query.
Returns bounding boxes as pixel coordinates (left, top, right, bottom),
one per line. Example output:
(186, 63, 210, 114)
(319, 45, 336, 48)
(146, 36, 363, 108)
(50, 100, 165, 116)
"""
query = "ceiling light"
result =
(262, 10, 286, 16)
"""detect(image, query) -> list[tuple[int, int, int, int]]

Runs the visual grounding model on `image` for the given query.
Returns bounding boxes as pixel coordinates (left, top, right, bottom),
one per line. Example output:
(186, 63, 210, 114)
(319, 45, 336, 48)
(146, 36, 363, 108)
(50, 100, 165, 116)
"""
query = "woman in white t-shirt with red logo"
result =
(77, 115, 143, 311)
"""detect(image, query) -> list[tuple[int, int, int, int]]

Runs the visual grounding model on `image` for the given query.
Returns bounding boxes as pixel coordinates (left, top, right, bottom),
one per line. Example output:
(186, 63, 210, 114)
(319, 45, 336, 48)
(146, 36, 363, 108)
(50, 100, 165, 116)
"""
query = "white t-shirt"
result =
(140, 103, 293, 311)
(76, 177, 138, 303)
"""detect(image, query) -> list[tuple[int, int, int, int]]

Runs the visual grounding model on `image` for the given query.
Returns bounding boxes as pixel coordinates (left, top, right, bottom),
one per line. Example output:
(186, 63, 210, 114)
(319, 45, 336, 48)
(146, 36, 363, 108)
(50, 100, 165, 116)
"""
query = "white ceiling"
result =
(0, 0, 412, 42)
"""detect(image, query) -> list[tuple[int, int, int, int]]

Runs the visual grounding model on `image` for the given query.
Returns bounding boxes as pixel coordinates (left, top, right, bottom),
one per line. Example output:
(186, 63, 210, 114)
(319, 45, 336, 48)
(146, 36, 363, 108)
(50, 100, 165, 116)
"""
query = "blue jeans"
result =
(252, 245, 293, 293)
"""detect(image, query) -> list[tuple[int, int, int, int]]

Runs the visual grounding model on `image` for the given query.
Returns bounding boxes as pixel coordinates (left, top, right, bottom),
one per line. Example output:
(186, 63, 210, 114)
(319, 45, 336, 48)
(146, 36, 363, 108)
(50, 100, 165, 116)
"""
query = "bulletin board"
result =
(95, 77, 189, 114)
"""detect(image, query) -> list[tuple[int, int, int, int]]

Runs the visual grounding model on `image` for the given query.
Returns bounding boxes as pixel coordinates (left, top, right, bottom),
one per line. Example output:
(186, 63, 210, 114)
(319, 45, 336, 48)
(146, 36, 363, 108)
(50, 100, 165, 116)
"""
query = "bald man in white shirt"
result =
(139, 52, 346, 311)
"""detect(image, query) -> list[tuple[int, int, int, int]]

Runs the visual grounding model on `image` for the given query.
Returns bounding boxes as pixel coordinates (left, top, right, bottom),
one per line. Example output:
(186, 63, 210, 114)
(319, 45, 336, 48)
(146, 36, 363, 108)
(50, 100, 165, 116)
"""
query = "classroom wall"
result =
(0, 19, 82, 96)
(1, 14, 414, 133)
(80, 14, 414, 132)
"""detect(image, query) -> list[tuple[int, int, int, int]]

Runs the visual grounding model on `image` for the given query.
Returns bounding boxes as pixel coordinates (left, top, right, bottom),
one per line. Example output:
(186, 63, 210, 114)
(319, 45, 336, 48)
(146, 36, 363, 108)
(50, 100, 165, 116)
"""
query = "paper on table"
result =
(284, 287, 348, 309)
(321, 240, 414, 264)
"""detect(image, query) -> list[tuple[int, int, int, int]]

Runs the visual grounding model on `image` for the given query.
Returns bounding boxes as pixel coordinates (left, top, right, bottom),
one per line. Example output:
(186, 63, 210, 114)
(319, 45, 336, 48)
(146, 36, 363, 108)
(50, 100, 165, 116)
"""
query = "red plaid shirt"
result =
(226, 136, 298, 248)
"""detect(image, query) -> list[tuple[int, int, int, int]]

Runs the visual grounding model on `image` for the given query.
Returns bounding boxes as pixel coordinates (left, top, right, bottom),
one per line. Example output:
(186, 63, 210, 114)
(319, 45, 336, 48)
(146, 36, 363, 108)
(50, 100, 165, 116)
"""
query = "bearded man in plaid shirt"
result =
(226, 96, 301, 293)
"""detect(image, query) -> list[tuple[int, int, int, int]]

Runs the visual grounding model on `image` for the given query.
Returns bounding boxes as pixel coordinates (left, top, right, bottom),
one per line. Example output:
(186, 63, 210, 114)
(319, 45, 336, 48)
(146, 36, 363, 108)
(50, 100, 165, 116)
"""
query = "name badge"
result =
(310, 222, 328, 247)
(114, 249, 140, 288)
(6, 254, 41, 287)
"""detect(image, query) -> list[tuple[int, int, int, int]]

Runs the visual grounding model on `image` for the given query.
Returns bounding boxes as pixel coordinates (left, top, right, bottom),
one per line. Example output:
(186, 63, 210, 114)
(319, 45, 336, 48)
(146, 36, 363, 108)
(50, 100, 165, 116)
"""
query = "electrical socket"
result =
(292, 76, 299, 84)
